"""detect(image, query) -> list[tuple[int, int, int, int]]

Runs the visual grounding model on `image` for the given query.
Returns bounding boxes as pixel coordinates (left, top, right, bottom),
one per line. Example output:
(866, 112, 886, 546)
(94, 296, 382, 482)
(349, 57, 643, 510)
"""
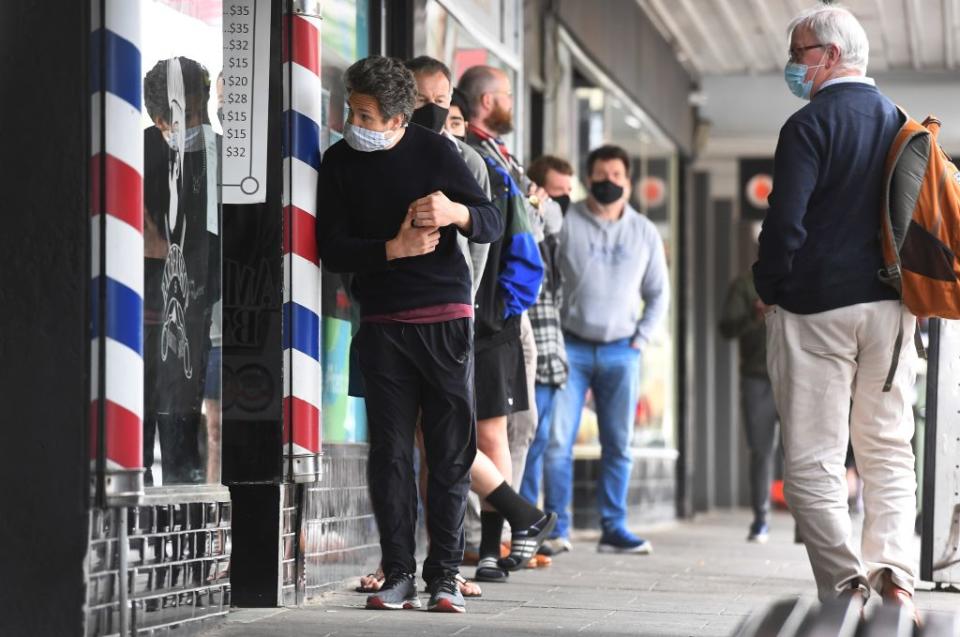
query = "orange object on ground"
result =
(771, 479, 788, 510)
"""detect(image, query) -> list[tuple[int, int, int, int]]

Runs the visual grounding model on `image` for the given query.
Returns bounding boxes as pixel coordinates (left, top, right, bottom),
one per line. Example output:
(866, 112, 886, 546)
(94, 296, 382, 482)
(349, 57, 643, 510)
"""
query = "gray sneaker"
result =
(538, 537, 573, 556)
(366, 572, 421, 610)
(427, 574, 465, 613)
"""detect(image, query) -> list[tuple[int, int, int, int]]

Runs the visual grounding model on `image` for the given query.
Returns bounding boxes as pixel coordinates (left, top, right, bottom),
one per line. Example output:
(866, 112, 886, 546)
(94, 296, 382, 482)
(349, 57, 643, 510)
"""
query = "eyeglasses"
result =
(487, 90, 513, 99)
(788, 43, 825, 63)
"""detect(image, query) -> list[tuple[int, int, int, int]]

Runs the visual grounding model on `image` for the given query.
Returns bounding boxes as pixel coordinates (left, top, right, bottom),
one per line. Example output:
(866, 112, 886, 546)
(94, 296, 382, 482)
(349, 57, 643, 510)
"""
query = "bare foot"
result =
(455, 573, 482, 598)
(355, 566, 385, 593)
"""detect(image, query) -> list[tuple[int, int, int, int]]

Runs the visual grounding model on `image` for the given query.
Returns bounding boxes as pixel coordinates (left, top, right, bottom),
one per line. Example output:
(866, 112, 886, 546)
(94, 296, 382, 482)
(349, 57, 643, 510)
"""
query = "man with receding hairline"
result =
(755, 5, 919, 617)
(458, 64, 552, 582)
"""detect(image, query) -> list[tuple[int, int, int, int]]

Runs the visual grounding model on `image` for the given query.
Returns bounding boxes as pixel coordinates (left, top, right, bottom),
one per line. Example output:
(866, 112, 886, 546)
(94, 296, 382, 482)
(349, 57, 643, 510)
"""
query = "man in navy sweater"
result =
(754, 6, 918, 617)
(317, 56, 502, 613)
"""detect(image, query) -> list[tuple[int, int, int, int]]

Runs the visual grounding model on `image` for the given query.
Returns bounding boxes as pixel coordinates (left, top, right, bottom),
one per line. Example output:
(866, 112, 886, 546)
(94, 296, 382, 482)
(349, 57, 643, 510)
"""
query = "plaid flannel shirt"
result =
(530, 233, 568, 386)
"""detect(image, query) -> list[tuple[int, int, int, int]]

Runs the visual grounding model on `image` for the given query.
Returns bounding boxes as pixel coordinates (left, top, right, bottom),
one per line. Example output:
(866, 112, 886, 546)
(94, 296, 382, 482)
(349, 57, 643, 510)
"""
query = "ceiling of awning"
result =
(637, 0, 960, 77)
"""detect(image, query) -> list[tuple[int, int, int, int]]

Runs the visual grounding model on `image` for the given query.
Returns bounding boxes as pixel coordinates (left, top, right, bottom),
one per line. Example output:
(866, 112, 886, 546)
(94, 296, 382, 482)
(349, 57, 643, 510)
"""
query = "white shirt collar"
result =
(819, 75, 876, 91)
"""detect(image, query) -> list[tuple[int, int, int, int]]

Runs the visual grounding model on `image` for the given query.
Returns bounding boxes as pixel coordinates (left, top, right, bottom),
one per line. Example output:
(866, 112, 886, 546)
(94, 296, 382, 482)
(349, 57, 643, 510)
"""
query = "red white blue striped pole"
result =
(90, 0, 145, 502)
(281, 1, 323, 482)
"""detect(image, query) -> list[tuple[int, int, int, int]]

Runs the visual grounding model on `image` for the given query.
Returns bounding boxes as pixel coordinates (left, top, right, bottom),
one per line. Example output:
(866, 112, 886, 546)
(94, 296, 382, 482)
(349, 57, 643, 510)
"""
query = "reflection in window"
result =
(141, 2, 222, 486)
(320, 0, 370, 445)
(424, 0, 518, 151)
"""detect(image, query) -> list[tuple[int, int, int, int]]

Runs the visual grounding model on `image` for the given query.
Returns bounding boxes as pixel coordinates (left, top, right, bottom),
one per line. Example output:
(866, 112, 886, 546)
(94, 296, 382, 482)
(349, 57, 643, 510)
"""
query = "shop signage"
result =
(745, 174, 773, 210)
(222, 0, 270, 203)
(739, 158, 775, 220)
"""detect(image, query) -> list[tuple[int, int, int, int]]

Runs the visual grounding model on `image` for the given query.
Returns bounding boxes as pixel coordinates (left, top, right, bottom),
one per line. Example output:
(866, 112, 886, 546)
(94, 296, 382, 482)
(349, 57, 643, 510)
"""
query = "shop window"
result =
(319, 0, 370, 444)
(424, 0, 520, 152)
(567, 82, 678, 451)
(140, 0, 223, 486)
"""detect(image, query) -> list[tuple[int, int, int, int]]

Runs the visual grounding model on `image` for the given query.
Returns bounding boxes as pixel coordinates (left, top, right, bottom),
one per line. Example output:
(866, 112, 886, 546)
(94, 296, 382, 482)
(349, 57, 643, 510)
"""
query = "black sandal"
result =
(474, 556, 509, 582)
(498, 512, 558, 571)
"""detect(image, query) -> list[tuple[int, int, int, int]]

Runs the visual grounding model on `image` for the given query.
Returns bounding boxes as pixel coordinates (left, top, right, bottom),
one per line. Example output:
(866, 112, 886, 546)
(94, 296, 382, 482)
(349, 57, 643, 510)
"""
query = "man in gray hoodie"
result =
(542, 144, 669, 553)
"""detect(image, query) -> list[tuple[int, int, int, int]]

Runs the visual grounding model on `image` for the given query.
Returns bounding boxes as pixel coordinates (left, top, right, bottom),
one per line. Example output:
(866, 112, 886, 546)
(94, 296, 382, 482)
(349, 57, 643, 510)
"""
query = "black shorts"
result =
(474, 317, 528, 420)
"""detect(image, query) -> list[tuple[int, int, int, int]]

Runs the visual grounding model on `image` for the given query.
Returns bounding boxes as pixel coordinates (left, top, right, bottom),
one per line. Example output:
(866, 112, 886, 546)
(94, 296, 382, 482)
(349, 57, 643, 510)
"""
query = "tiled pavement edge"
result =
(205, 510, 960, 637)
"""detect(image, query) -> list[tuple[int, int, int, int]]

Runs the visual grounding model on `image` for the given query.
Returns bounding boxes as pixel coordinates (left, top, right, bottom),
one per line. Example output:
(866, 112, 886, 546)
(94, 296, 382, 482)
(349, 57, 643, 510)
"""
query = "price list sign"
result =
(222, 0, 270, 203)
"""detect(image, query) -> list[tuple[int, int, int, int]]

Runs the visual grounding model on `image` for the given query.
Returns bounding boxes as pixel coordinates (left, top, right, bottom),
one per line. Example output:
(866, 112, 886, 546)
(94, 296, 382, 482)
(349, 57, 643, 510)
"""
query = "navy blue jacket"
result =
(753, 82, 901, 313)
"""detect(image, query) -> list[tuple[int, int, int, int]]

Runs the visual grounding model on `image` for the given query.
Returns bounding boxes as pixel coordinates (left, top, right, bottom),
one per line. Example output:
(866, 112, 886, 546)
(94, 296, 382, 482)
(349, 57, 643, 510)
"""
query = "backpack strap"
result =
(914, 319, 926, 360)
(882, 316, 924, 393)
(882, 320, 904, 393)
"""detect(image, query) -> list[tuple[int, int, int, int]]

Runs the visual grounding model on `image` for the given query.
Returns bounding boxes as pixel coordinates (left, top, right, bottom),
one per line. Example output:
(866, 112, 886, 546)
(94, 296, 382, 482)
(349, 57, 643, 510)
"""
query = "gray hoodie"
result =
(559, 200, 668, 346)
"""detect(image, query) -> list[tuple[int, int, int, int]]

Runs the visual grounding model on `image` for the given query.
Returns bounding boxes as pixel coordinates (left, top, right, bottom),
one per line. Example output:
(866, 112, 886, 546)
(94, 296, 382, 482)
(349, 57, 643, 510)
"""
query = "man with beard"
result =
(458, 65, 552, 580)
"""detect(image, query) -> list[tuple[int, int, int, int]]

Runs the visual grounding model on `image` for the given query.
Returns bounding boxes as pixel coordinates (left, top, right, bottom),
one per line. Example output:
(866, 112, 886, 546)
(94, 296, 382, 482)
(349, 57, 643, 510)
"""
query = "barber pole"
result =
(281, 0, 323, 482)
(90, 0, 144, 502)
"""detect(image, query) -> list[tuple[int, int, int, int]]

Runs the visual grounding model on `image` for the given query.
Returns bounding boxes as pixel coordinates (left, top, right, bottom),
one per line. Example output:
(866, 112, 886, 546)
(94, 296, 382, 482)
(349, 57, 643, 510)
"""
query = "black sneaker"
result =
(427, 574, 465, 613)
(366, 572, 421, 610)
(498, 512, 558, 571)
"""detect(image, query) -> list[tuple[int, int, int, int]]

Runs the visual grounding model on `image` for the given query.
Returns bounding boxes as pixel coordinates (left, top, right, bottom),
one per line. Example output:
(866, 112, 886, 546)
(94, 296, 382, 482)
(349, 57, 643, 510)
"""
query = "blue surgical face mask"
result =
(784, 53, 826, 100)
(343, 121, 401, 152)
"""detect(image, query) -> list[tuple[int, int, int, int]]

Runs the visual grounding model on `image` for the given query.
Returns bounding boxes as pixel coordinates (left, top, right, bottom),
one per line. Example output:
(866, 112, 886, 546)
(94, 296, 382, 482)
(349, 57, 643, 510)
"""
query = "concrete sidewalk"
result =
(206, 510, 959, 637)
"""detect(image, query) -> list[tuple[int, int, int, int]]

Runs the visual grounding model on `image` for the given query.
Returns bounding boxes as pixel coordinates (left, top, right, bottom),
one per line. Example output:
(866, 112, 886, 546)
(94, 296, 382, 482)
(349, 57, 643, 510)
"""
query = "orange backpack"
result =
(880, 109, 960, 318)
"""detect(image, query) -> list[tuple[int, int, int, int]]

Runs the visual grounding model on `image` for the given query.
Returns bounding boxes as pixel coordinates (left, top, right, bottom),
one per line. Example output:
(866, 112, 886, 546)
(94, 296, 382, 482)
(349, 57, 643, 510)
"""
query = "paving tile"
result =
(205, 510, 959, 637)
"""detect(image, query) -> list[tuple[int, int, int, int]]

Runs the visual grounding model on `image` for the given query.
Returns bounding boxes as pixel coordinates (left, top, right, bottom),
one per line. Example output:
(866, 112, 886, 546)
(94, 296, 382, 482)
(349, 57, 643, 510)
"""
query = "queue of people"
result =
(316, 52, 667, 613)
(315, 3, 923, 623)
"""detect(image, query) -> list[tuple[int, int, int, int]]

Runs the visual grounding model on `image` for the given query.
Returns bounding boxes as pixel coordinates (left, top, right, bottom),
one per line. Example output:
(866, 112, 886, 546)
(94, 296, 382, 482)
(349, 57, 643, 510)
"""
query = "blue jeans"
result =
(543, 335, 640, 538)
(519, 383, 559, 504)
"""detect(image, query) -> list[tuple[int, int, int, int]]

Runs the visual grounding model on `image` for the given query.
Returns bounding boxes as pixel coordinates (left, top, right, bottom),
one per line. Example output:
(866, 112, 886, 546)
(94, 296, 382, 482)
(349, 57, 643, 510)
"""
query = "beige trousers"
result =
(766, 300, 918, 600)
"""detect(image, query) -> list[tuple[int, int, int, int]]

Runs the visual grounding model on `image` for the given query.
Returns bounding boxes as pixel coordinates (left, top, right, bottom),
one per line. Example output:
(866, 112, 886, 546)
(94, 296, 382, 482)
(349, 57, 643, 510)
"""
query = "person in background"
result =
(316, 55, 502, 614)
(518, 156, 574, 557)
(543, 144, 668, 555)
(445, 87, 470, 140)
(754, 6, 918, 618)
(719, 230, 779, 544)
(142, 57, 220, 486)
(459, 64, 553, 581)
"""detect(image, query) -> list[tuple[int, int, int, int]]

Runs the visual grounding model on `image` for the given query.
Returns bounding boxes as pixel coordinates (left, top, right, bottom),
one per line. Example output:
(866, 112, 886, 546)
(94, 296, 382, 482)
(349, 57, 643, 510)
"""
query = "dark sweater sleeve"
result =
(439, 142, 504, 244)
(753, 119, 820, 304)
(316, 150, 389, 274)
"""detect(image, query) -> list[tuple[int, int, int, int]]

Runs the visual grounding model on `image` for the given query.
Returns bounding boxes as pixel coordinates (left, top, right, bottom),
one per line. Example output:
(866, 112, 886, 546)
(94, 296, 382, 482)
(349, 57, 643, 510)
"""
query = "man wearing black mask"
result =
(543, 144, 669, 555)
(405, 56, 490, 295)
(518, 156, 574, 540)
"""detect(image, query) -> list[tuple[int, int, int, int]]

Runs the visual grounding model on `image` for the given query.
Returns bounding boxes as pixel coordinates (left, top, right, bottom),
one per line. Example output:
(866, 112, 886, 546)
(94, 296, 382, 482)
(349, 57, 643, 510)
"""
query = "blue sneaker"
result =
(597, 526, 652, 554)
(747, 521, 769, 544)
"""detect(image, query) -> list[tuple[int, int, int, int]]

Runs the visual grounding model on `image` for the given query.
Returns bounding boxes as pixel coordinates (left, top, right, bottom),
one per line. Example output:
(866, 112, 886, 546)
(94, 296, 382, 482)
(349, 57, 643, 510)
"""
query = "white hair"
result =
(787, 5, 869, 74)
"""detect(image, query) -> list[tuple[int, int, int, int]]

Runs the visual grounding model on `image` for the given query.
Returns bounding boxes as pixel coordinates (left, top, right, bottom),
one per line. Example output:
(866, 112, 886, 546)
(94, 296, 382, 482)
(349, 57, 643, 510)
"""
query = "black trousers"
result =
(741, 376, 779, 523)
(357, 318, 476, 583)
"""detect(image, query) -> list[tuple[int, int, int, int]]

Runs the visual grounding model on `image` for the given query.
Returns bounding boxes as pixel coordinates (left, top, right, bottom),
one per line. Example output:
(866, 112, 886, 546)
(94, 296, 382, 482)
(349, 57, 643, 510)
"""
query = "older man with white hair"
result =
(753, 5, 919, 618)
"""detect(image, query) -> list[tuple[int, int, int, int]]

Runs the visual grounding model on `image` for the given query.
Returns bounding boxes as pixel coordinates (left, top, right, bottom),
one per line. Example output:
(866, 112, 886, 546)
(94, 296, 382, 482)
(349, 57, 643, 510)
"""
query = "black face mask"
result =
(411, 103, 450, 134)
(553, 194, 571, 215)
(590, 180, 624, 205)
(454, 134, 466, 142)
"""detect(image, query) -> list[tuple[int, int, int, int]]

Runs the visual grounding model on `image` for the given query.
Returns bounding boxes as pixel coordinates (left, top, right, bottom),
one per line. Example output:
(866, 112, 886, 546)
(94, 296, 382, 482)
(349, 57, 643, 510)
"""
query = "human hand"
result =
(754, 299, 773, 320)
(410, 191, 469, 229)
(386, 209, 441, 260)
(528, 183, 548, 212)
